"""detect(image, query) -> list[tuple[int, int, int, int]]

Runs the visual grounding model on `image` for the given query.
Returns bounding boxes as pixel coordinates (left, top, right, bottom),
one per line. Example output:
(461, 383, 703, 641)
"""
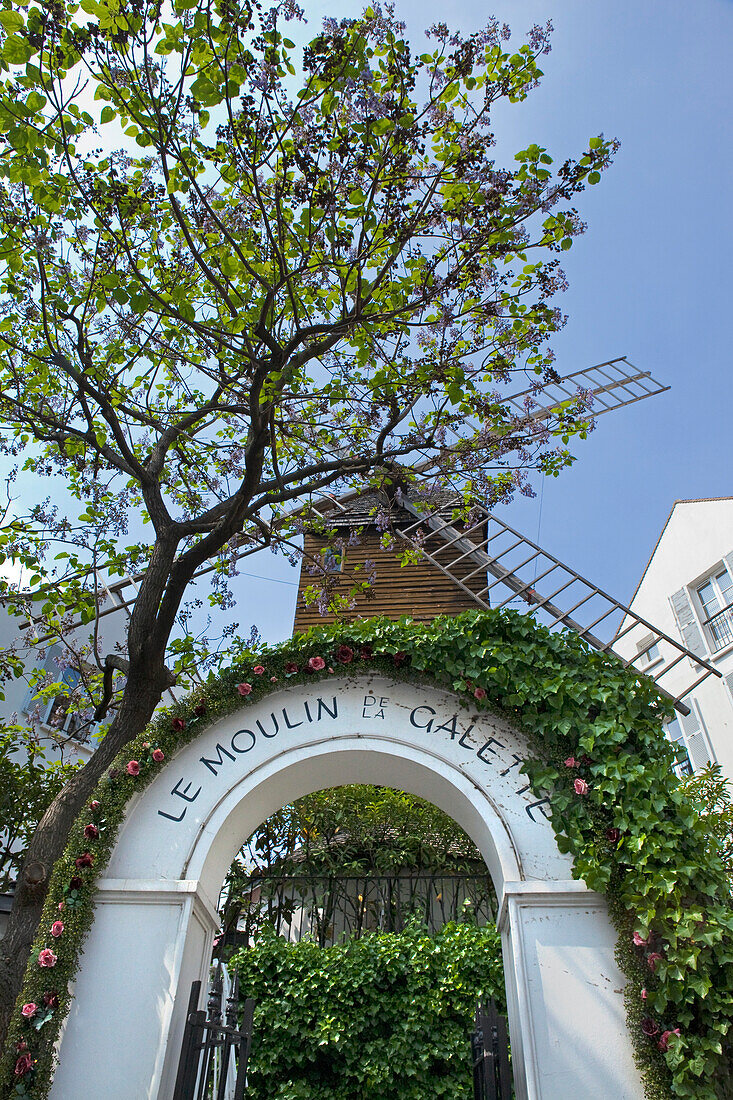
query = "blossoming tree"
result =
(0, 0, 615, 1041)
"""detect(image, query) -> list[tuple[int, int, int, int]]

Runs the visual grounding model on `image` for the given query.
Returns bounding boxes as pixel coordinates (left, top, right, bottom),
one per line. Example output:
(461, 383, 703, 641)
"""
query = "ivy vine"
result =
(2, 610, 731, 1100)
(230, 921, 505, 1099)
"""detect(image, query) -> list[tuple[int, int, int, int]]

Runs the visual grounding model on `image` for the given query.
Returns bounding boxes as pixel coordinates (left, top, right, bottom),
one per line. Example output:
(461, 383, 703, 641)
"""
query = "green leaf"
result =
(0, 10, 24, 33)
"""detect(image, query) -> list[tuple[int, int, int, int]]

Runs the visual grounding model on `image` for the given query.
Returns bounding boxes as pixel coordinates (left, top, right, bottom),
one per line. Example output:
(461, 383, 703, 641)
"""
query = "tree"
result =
(0, 0, 615, 1042)
(679, 765, 733, 882)
(0, 731, 78, 892)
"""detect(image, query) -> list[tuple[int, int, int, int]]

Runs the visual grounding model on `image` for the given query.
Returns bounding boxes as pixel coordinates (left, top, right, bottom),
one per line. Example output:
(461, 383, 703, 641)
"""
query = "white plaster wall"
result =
(628, 500, 733, 639)
(617, 499, 733, 780)
(48, 674, 644, 1100)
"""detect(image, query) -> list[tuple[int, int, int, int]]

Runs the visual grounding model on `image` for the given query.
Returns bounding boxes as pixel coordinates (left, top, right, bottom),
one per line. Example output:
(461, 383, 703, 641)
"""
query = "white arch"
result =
(183, 737, 523, 898)
(49, 675, 644, 1100)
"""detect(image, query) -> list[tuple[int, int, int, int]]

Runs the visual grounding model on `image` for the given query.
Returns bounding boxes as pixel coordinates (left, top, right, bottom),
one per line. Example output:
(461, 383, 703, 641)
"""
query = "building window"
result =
(664, 716, 692, 777)
(663, 701, 713, 779)
(696, 566, 733, 652)
(21, 647, 91, 743)
(635, 634, 661, 667)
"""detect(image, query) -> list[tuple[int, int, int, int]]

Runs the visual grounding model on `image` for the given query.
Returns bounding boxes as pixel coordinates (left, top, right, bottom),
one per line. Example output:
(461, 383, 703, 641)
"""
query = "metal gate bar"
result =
(173, 975, 255, 1100)
(471, 999, 512, 1100)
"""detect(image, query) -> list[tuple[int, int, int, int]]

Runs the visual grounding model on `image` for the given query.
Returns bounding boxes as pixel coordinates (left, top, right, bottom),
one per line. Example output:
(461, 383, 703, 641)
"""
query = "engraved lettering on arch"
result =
(157, 778, 202, 822)
(231, 728, 256, 753)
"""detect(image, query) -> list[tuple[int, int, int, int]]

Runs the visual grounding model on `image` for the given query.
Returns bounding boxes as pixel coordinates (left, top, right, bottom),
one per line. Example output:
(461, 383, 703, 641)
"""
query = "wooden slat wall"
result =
(293, 528, 488, 632)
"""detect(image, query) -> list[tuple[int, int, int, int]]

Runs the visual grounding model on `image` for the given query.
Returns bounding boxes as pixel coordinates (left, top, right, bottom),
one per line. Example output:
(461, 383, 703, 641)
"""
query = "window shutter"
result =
(20, 679, 37, 715)
(669, 589, 706, 658)
(724, 553, 733, 587)
(681, 704, 713, 771)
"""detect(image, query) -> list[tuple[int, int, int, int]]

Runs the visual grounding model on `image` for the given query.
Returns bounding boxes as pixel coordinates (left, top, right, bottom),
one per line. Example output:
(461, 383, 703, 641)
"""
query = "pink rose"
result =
(306, 656, 326, 672)
(640, 1017, 659, 1037)
(142, 742, 150, 750)
(38, 948, 57, 968)
(43, 991, 58, 1008)
(633, 931, 650, 947)
(58, 901, 65, 912)
(89, 800, 101, 812)
(50, 921, 64, 938)
(171, 717, 186, 731)
(473, 687, 487, 700)
(641, 988, 648, 1000)
(14, 1052, 33, 1077)
(270, 676, 278, 682)
(74, 851, 94, 869)
(336, 645, 354, 665)
(152, 748, 164, 762)
(21, 1003, 37, 1019)
(573, 778, 589, 796)
(658, 1029, 680, 1052)
(647, 952, 663, 972)
(84, 823, 99, 840)
(328, 667, 334, 673)
(564, 757, 579, 768)
(237, 682, 253, 696)
(126, 760, 140, 776)
(253, 665, 265, 675)
(285, 662, 299, 675)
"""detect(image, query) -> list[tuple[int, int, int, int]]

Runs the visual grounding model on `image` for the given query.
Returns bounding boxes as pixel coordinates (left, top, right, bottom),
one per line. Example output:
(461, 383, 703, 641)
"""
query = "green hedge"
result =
(230, 922, 505, 1100)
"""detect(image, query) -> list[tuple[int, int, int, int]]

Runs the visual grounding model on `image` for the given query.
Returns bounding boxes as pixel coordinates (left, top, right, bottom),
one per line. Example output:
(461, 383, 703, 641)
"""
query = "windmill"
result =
(15, 356, 717, 717)
(297, 357, 718, 717)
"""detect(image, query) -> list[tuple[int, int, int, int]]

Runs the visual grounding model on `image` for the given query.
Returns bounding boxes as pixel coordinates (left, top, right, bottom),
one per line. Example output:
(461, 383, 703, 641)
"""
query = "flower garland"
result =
(1, 610, 731, 1100)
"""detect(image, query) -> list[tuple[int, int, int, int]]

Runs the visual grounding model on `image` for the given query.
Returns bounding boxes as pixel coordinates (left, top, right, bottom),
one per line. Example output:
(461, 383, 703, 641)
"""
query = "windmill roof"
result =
(313, 486, 463, 528)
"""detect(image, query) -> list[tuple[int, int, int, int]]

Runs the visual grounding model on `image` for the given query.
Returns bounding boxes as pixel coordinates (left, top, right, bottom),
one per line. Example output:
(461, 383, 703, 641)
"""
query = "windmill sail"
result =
(497, 356, 668, 427)
(395, 499, 719, 714)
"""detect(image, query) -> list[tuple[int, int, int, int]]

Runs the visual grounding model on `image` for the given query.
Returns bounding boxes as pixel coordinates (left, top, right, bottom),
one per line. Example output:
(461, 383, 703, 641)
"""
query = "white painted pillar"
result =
(498, 881, 644, 1100)
(49, 880, 219, 1100)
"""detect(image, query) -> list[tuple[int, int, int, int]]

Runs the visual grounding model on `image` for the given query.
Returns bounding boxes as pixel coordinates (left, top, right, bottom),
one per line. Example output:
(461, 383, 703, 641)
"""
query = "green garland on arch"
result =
(2, 610, 732, 1100)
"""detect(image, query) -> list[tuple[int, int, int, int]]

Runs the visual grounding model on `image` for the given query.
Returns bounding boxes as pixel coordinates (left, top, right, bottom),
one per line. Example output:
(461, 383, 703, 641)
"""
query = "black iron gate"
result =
(470, 999, 512, 1100)
(173, 967, 255, 1100)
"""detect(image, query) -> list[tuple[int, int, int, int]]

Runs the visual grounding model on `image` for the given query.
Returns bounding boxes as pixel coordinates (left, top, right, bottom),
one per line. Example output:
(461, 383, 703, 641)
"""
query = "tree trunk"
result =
(0, 666, 167, 1052)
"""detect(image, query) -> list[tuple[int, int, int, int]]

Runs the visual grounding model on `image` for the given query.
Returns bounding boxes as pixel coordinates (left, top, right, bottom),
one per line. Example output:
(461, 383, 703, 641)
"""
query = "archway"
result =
(47, 673, 644, 1100)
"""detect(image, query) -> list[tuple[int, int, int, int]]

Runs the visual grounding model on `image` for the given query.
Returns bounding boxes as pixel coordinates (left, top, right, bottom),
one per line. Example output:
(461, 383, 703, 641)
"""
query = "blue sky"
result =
(230, 0, 733, 642)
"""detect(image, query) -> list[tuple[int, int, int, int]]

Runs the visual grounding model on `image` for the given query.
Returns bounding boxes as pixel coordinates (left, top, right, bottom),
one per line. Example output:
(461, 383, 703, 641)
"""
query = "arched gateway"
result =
(49, 672, 644, 1100)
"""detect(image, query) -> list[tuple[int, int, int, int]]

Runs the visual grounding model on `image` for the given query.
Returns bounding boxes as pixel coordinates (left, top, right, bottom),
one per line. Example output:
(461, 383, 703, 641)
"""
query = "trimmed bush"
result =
(230, 921, 505, 1099)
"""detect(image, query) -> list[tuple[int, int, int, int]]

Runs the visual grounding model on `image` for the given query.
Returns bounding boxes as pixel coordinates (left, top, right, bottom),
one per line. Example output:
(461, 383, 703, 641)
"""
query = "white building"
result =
(0, 594, 131, 929)
(618, 496, 733, 782)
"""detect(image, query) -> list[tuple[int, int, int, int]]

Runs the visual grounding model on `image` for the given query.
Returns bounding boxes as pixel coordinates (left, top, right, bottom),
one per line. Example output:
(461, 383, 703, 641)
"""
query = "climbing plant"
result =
(230, 921, 504, 1100)
(1, 610, 732, 1099)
